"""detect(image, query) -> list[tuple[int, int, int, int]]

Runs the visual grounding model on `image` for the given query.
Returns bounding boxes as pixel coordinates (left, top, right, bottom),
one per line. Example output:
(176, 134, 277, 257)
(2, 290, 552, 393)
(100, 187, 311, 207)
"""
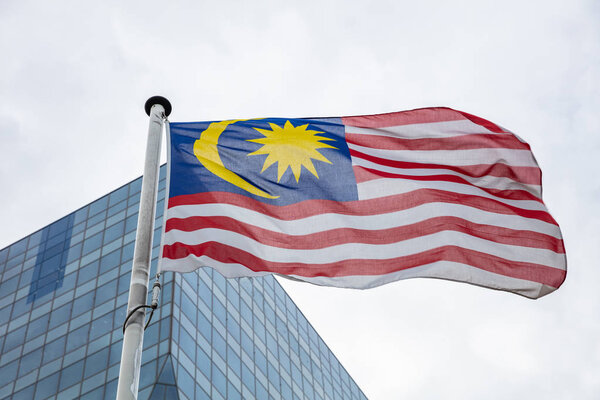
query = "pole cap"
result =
(145, 96, 172, 117)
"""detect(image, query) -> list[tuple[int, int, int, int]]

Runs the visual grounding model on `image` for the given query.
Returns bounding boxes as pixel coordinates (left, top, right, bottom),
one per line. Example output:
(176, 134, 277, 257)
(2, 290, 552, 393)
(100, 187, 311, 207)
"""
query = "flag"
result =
(159, 107, 566, 299)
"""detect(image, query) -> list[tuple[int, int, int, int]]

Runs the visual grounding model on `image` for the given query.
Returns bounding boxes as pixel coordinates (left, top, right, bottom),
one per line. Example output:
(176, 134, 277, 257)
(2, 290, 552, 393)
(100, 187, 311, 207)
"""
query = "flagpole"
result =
(116, 96, 172, 400)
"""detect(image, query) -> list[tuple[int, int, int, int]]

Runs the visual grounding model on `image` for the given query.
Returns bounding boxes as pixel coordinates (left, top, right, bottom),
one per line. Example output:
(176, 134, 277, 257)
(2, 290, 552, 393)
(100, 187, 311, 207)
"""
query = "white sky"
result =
(1, 0, 599, 398)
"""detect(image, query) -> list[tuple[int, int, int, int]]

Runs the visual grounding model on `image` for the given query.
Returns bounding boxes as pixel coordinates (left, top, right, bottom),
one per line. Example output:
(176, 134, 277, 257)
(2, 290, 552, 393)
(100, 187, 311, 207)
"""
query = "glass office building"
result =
(0, 166, 367, 400)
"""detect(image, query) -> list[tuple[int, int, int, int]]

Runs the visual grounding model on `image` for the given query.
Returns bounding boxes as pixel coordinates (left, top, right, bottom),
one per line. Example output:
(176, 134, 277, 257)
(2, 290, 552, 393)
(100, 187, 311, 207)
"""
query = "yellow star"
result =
(247, 121, 337, 183)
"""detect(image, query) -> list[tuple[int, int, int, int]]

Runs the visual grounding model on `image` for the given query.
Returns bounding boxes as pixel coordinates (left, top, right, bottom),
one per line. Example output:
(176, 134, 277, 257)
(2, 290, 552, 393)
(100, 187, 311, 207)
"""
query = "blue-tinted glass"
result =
(66, 324, 89, 352)
(256, 380, 268, 400)
(0, 247, 9, 266)
(179, 327, 195, 353)
(12, 384, 35, 400)
(226, 282, 239, 307)
(0, 170, 369, 400)
(104, 379, 118, 400)
(281, 379, 292, 399)
(125, 214, 138, 234)
(267, 360, 279, 386)
(183, 270, 197, 288)
(89, 196, 108, 217)
(121, 242, 134, 263)
(83, 232, 103, 255)
(129, 178, 142, 196)
(227, 345, 241, 377)
(43, 335, 66, 363)
(19, 347, 43, 377)
(212, 363, 227, 397)
(73, 291, 94, 317)
(241, 363, 255, 392)
(254, 316, 265, 342)
(276, 316, 288, 337)
(78, 260, 99, 285)
(266, 332, 277, 357)
(4, 324, 27, 352)
(291, 363, 302, 386)
(109, 186, 128, 207)
(107, 200, 127, 218)
(139, 360, 156, 390)
(35, 371, 59, 399)
(198, 279, 211, 307)
(84, 348, 109, 378)
(117, 273, 131, 295)
(81, 385, 104, 400)
(197, 310, 211, 342)
(241, 330, 253, 360)
(212, 329, 226, 360)
(0, 274, 19, 298)
(255, 348, 267, 375)
(212, 297, 226, 326)
(227, 317, 240, 342)
(181, 293, 196, 325)
(0, 359, 19, 387)
(0, 304, 11, 325)
(11, 296, 32, 318)
(54, 272, 76, 297)
(279, 347, 290, 372)
(8, 237, 28, 259)
(73, 206, 89, 225)
(227, 382, 241, 400)
(108, 340, 123, 367)
(18, 267, 35, 289)
(213, 272, 226, 294)
(155, 199, 164, 218)
(177, 366, 194, 397)
(26, 313, 49, 340)
(100, 250, 120, 274)
(196, 345, 210, 379)
(264, 303, 275, 324)
(87, 213, 105, 230)
(90, 311, 113, 340)
(95, 279, 117, 306)
(59, 359, 84, 391)
(104, 221, 124, 244)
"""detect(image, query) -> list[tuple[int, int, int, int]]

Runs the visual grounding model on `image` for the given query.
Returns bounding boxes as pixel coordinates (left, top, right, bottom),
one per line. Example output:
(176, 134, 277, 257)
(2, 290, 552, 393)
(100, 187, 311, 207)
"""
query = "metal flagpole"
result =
(116, 96, 172, 400)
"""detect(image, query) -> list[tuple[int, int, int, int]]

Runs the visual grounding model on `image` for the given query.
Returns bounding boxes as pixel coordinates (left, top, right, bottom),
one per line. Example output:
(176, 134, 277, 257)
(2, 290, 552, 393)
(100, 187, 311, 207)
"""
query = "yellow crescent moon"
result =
(193, 119, 279, 199)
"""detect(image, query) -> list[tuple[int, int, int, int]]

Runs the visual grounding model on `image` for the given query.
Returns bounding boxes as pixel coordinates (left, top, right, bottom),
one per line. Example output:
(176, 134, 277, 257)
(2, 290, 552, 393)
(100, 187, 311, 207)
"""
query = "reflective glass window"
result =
(212, 363, 226, 398)
(59, 359, 84, 391)
(35, 371, 59, 399)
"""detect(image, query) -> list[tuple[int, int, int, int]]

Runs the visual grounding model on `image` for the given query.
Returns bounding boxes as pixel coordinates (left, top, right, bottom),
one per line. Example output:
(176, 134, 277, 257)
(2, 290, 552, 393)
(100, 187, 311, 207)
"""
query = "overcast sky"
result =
(1, 0, 599, 398)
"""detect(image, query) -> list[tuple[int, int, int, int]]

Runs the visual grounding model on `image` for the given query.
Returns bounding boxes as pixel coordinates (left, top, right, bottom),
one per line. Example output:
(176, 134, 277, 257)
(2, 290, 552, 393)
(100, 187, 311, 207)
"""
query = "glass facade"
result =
(0, 166, 367, 400)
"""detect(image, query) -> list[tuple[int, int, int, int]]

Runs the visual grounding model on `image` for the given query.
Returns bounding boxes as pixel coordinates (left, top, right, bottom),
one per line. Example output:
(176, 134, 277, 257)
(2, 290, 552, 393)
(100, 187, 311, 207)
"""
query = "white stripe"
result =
(159, 256, 551, 298)
(355, 177, 544, 210)
(348, 142, 538, 168)
(163, 229, 565, 269)
(345, 119, 499, 139)
(166, 202, 563, 239)
(351, 156, 541, 197)
(287, 261, 552, 298)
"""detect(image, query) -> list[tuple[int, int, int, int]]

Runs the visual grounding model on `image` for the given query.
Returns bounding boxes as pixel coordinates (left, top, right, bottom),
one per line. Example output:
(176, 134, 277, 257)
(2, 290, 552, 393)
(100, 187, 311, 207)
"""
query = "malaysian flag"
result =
(159, 107, 566, 299)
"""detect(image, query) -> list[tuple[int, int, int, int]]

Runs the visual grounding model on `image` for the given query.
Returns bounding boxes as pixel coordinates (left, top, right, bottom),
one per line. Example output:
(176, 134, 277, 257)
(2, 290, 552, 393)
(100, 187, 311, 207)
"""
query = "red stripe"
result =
(341, 107, 466, 128)
(456, 110, 506, 134)
(162, 242, 566, 288)
(167, 190, 558, 225)
(353, 166, 542, 202)
(350, 147, 541, 186)
(341, 107, 509, 133)
(346, 132, 530, 151)
(165, 215, 565, 253)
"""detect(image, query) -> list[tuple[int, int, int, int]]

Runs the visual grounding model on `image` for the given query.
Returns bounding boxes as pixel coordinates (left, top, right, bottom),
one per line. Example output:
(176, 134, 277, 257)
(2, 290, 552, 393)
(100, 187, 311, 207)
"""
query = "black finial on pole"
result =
(145, 96, 172, 117)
